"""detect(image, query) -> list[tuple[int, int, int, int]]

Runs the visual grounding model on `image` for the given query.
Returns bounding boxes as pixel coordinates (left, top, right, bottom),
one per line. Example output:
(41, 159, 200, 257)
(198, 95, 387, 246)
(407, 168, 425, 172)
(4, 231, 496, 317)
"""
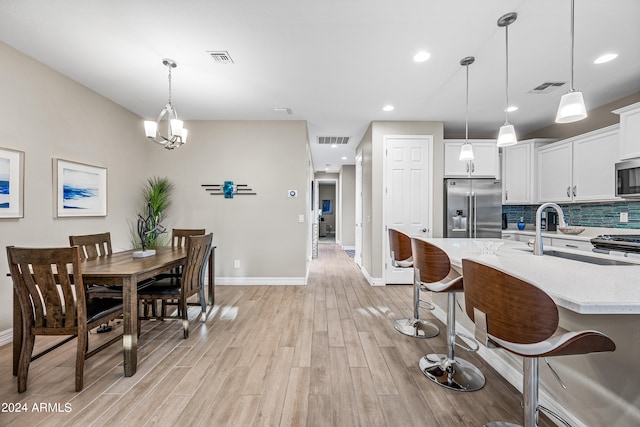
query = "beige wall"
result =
(0, 41, 149, 332)
(0, 42, 312, 335)
(339, 165, 355, 247)
(145, 120, 310, 282)
(357, 121, 444, 282)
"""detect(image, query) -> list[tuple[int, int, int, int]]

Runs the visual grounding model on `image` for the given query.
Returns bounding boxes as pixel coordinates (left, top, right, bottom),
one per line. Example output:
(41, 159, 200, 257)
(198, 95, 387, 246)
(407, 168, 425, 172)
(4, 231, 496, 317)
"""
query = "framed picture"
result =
(55, 159, 107, 217)
(321, 199, 333, 215)
(0, 147, 25, 219)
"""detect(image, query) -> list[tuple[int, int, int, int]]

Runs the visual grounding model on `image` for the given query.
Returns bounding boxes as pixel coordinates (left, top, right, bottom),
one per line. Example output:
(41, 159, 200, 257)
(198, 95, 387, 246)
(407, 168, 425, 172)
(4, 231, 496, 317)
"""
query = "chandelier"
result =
(144, 58, 188, 150)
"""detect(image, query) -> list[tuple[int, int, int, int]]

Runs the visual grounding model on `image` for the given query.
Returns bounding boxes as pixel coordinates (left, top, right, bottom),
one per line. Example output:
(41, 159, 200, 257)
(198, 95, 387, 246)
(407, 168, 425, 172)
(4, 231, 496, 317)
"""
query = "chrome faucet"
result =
(534, 203, 567, 256)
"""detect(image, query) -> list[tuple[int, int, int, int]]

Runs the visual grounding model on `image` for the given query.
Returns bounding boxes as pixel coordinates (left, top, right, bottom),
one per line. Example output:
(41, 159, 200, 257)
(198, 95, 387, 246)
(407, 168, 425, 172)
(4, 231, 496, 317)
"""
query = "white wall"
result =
(339, 165, 355, 248)
(356, 121, 444, 282)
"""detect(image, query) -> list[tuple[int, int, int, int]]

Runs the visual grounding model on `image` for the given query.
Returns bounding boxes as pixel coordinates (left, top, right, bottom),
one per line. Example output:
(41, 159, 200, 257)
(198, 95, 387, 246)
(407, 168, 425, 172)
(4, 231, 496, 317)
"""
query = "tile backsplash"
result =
(502, 201, 640, 229)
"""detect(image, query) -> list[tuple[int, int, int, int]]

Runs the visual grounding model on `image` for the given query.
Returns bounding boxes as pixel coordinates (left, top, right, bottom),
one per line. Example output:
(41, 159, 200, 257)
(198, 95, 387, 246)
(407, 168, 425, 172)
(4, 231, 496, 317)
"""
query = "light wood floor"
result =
(0, 243, 553, 426)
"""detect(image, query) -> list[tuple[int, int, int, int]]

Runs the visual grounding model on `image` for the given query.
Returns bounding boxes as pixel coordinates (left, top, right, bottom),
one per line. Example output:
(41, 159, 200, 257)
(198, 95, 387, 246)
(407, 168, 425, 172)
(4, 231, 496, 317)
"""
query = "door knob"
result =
(421, 228, 427, 233)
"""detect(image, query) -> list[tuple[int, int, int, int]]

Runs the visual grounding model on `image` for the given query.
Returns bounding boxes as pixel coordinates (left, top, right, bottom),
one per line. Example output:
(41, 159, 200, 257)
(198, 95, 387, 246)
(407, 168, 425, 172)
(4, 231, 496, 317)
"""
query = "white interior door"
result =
(355, 154, 363, 267)
(384, 136, 432, 284)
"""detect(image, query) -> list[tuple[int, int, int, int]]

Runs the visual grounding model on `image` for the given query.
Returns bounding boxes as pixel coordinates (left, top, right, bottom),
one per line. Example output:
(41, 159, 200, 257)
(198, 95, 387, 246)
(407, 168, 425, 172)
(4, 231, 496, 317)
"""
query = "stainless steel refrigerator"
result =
(444, 179, 502, 238)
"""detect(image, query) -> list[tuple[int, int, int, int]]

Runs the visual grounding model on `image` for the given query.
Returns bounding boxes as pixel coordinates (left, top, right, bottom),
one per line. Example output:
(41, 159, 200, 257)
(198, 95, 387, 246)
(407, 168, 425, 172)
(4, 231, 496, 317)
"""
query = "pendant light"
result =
(144, 58, 188, 150)
(496, 12, 518, 147)
(555, 0, 587, 123)
(459, 56, 475, 161)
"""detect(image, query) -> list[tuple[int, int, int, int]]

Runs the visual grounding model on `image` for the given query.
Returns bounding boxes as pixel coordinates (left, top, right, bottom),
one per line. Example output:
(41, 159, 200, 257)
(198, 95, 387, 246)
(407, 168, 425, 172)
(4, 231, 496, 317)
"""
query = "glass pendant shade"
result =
(497, 123, 517, 147)
(144, 121, 157, 138)
(459, 143, 474, 161)
(555, 90, 587, 123)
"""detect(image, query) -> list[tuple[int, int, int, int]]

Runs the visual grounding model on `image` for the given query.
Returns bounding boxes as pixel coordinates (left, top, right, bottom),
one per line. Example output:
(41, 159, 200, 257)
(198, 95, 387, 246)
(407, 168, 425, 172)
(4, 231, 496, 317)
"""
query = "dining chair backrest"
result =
(171, 229, 206, 248)
(410, 238, 452, 284)
(388, 228, 412, 266)
(69, 232, 112, 259)
(461, 259, 559, 345)
(7, 245, 86, 333)
(181, 233, 213, 297)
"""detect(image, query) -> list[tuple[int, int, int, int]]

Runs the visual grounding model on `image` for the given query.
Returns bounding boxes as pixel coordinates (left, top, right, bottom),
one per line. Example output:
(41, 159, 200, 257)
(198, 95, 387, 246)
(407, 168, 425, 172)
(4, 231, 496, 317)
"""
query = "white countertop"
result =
(501, 226, 640, 242)
(419, 238, 640, 315)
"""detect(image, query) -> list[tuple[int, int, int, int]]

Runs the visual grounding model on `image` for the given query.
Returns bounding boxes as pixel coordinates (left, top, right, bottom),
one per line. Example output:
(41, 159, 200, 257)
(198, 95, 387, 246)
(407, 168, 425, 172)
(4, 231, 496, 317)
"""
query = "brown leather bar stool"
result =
(411, 238, 485, 392)
(462, 259, 616, 427)
(388, 228, 439, 339)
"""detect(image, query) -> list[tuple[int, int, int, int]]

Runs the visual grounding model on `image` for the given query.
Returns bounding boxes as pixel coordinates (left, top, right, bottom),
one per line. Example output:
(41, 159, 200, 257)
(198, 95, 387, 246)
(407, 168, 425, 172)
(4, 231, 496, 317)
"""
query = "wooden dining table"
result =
(12, 245, 216, 378)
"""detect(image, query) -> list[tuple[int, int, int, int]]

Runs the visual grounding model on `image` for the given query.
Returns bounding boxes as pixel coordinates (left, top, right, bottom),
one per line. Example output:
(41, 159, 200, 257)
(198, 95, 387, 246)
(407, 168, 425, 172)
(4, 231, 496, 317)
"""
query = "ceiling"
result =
(1, 1, 639, 173)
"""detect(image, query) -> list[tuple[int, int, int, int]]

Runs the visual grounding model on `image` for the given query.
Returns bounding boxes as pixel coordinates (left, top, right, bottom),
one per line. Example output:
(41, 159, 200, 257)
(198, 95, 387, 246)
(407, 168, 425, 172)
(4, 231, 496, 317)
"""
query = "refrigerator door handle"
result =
(467, 191, 472, 238)
(471, 191, 478, 238)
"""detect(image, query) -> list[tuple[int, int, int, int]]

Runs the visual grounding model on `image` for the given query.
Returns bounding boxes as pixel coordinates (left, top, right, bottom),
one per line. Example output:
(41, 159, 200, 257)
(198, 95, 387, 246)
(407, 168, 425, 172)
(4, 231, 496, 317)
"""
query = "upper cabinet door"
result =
(572, 126, 618, 201)
(444, 140, 499, 178)
(502, 143, 531, 204)
(614, 102, 640, 160)
(537, 142, 573, 203)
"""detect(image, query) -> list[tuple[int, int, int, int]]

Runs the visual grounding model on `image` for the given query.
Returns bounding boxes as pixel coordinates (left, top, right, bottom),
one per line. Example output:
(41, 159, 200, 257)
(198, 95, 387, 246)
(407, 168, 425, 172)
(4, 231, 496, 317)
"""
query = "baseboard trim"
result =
(0, 329, 11, 347)
(341, 245, 355, 251)
(215, 277, 307, 286)
(431, 305, 586, 427)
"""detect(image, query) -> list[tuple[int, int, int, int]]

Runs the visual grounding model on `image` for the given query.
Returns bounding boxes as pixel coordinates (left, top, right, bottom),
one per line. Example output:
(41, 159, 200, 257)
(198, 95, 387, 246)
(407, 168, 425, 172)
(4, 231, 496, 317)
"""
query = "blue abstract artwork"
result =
(223, 181, 235, 198)
(0, 157, 9, 208)
(62, 168, 100, 210)
(56, 159, 106, 217)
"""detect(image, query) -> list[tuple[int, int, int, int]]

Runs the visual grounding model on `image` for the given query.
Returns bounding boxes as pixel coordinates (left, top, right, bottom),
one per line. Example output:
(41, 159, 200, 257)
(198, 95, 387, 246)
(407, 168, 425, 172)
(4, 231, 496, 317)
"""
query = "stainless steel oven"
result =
(615, 159, 640, 197)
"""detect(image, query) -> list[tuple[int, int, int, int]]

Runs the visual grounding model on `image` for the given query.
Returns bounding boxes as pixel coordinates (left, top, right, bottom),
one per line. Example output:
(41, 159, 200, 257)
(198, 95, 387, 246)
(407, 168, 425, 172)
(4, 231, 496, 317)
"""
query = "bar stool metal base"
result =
(394, 318, 439, 339)
(419, 354, 485, 392)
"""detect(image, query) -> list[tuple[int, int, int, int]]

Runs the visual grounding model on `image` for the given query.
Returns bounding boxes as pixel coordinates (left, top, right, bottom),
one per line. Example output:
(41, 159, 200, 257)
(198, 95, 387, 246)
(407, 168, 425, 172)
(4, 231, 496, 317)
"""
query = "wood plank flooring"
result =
(0, 243, 553, 426)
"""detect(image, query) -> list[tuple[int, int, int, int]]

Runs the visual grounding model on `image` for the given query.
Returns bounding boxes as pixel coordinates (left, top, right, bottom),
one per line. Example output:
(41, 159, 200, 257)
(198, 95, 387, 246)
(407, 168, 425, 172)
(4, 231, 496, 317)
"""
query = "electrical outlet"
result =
(234, 260, 240, 268)
(298, 214, 305, 223)
(620, 212, 629, 223)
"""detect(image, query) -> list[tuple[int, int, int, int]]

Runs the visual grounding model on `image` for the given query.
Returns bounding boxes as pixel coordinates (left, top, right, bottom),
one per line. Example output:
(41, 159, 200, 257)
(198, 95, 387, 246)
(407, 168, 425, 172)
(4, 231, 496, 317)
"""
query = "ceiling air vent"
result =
(318, 136, 350, 145)
(528, 81, 566, 94)
(207, 51, 234, 64)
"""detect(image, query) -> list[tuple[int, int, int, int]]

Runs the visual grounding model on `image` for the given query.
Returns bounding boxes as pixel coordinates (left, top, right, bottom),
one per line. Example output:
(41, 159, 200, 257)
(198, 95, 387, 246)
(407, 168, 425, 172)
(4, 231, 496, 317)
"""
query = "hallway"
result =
(0, 243, 550, 426)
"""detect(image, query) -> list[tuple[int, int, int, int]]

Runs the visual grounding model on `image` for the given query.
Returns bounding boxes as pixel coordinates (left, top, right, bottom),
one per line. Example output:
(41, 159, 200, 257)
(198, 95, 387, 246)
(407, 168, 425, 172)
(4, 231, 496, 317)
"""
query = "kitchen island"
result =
(417, 238, 640, 427)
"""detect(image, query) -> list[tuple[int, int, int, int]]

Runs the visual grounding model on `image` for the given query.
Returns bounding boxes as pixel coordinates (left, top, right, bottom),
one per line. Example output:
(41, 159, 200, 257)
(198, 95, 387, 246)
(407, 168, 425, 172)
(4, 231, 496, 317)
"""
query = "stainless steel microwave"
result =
(615, 159, 640, 197)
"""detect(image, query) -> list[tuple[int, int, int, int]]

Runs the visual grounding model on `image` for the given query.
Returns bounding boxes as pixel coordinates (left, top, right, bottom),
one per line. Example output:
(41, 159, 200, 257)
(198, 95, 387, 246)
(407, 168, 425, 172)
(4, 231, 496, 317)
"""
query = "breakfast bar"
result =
(416, 237, 640, 427)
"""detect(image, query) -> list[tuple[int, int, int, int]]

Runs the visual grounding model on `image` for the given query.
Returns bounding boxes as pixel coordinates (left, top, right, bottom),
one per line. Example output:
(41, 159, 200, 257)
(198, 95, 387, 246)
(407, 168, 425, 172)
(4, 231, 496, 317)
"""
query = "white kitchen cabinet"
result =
(502, 139, 554, 204)
(536, 125, 619, 203)
(444, 140, 499, 178)
(550, 237, 594, 252)
(614, 102, 640, 160)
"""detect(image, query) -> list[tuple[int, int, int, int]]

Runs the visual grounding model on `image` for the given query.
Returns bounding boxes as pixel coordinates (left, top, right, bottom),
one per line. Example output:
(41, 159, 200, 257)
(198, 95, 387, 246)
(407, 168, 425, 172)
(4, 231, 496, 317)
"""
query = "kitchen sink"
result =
(515, 248, 636, 266)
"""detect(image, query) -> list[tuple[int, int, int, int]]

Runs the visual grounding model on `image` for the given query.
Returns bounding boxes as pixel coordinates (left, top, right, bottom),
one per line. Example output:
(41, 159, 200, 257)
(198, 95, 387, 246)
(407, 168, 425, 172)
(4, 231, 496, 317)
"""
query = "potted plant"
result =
(131, 177, 174, 252)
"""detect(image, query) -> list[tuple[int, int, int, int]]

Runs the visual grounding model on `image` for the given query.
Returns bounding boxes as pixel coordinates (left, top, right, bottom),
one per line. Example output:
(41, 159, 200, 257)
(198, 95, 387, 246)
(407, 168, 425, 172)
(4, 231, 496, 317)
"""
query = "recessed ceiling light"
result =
(594, 53, 618, 64)
(413, 51, 431, 62)
(382, 105, 395, 112)
(331, 144, 337, 148)
(341, 156, 347, 160)
(505, 106, 519, 113)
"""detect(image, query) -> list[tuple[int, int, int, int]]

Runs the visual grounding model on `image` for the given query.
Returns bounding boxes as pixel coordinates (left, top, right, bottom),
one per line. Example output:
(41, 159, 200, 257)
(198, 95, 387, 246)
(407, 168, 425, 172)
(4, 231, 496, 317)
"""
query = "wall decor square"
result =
(55, 159, 107, 217)
(0, 147, 25, 218)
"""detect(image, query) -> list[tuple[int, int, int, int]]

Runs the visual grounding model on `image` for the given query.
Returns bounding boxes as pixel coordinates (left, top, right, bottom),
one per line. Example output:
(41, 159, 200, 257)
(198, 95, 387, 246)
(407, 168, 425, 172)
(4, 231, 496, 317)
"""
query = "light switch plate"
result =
(298, 214, 305, 223)
(620, 212, 629, 223)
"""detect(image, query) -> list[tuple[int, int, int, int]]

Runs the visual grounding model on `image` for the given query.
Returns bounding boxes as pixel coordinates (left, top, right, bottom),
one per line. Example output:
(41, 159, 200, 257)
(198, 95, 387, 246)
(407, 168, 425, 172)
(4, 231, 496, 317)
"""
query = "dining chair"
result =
(7, 245, 124, 392)
(137, 233, 213, 338)
(145, 228, 207, 316)
(462, 259, 615, 426)
(69, 232, 155, 299)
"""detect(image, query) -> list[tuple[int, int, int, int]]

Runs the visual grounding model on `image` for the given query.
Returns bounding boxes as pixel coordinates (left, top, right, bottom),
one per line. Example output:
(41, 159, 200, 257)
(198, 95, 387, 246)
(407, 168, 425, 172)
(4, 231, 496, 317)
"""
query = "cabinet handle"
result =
(471, 162, 475, 173)
(566, 186, 571, 197)
(565, 244, 578, 249)
(466, 163, 470, 173)
(505, 190, 509, 201)
(572, 186, 577, 197)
